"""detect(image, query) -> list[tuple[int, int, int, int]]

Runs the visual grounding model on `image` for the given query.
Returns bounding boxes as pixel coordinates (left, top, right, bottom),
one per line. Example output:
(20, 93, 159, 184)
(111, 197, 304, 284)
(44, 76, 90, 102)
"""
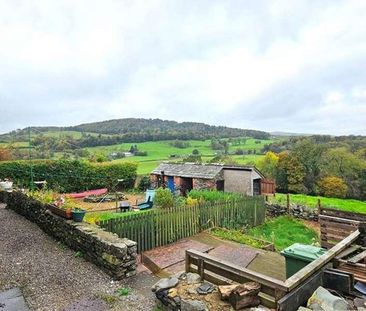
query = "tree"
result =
(291, 138, 325, 194)
(0, 147, 12, 161)
(275, 152, 306, 193)
(192, 149, 199, 155)
(317, 176, 348, 198)
(321, 147, 366, 198)
(257, 151, 279, 179)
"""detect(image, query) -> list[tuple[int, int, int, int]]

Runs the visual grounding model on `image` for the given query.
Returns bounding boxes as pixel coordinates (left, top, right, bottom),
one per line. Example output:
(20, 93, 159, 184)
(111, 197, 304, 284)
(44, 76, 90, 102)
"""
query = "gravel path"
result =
(0, 204, 158, 311)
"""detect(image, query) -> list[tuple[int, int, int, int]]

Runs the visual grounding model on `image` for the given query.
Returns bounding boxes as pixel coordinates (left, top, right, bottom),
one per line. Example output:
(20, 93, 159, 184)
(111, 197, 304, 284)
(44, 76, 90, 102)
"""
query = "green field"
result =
(90, 138, 271, 174)
(270, 193, 366, 214)
(248, 216, 319, 251)
(2, 135, 273, 175)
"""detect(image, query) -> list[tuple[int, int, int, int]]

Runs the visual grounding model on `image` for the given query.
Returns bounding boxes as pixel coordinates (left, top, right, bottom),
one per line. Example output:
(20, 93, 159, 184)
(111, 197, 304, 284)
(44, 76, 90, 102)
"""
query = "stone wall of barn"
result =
(192, 178, 216, 190)
(223, 169, 252, 195)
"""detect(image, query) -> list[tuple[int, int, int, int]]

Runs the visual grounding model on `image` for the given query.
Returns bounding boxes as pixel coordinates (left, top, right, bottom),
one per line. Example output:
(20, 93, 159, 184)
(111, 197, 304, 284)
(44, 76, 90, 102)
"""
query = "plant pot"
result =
(47, 205, 73, 219)
(72, 209, 86, 222)
(65, 208, 72, 219)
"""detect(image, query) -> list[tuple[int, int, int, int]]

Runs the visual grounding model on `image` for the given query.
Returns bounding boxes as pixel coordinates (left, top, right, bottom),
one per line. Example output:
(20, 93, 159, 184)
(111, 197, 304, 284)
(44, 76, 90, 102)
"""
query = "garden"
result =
(0, 158, 321, 257)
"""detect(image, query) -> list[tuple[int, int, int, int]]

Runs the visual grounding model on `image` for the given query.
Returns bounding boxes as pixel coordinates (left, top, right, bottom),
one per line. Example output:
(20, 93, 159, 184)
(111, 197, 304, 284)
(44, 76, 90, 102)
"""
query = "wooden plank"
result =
(319, 215, 360, 226)
(278, 270, 323, 311)
(348, 250, 366, 264)
(186, 249, 288, 292)
(335, 245, 361, 261)
(285, 230, 360, 291)
(320, 207, 366, 221)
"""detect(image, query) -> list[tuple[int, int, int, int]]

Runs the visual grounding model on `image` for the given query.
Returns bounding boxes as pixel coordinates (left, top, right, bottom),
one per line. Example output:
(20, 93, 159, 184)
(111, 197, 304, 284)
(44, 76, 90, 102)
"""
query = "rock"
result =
(168, 288, 178, 298)
(187, 287, 197, 295)
(174, 271, 186, 280)
(218, 285, 239, 300)
(196, 282, 215, 295)
(229, 282, 261, 310)
(307, 302, 323, 311)
(181, 299, 208, 311)
(354, 297, 366, 310)
(297, 307, 312, 311)
(186, 273, 201, 284)
(151, 277, 179, 292)
(308, 286, 349, 311)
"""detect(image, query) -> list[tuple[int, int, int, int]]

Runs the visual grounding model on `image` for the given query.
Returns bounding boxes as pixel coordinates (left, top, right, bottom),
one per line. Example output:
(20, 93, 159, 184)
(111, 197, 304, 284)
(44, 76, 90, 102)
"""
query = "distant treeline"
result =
(0, 118, 270, 145)
(258, 135, 366, 200)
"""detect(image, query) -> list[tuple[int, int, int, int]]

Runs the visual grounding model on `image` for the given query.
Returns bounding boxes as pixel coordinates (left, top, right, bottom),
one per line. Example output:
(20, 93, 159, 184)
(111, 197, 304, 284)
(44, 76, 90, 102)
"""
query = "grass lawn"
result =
(210, 227, 271, 249)
(270, 193, 366, 214)
(248, 216, 319, 251)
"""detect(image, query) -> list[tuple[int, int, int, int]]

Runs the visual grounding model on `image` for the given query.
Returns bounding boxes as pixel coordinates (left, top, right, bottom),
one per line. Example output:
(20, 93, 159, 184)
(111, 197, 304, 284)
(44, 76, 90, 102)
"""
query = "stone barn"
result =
(150, 163, 274, 196)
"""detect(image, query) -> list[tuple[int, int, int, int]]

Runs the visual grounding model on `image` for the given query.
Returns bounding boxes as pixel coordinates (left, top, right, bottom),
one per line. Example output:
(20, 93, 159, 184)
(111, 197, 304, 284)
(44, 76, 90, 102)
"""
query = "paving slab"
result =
(142, 239, 214, 270)
(0, 288, 29, 311)
(208, 244, 258, 268)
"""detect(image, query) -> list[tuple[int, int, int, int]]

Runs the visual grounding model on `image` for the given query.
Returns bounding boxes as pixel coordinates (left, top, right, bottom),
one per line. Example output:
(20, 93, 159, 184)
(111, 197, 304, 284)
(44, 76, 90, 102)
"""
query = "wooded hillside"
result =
(0, 118, 270, 144)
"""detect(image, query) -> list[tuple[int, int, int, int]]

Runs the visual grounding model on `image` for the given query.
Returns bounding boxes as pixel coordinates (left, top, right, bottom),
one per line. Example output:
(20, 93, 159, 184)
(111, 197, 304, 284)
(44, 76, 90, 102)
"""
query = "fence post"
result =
(254, 201, 257, 226)
(317, 198, 321, 216)
(185, 251, 191, 273)
(287, 193, 290, 215)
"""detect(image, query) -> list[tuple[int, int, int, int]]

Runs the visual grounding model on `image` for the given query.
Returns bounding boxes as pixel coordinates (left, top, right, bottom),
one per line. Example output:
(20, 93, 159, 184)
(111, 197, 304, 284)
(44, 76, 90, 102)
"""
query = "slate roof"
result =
(151, 163, 224, 179)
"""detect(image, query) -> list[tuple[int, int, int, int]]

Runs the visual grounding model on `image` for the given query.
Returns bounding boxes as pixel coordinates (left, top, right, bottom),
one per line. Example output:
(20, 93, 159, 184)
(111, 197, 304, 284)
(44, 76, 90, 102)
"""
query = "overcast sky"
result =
(0, 0, 366, 135)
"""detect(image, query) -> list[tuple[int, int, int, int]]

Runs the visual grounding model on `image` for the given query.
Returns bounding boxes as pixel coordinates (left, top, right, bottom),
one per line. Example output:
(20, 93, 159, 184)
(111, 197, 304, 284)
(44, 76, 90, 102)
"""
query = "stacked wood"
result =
(228, 282, 261, 310)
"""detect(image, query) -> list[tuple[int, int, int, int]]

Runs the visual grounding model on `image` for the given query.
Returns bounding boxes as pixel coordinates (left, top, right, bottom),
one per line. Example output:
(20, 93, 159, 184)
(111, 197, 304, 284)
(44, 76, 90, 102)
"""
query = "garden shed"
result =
(150, 163, 274, 196)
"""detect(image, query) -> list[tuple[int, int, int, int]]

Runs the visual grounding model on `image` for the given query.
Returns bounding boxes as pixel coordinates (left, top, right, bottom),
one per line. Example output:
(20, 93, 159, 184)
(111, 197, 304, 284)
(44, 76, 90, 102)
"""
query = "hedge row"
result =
(0, 160, 138, 192)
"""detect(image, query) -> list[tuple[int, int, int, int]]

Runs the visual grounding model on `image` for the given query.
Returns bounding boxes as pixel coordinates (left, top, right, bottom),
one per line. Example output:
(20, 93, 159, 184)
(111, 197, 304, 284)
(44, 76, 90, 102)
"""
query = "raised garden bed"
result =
(210, 227, 274, 251)
(46, 204, 72, 219)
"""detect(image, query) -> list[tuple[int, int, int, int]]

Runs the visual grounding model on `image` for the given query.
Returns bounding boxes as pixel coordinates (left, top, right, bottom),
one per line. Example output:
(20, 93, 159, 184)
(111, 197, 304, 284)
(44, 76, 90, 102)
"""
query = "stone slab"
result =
(143, 239, 213, 270)
(0, 288, 29, 311)
(208, 244, 258, 268)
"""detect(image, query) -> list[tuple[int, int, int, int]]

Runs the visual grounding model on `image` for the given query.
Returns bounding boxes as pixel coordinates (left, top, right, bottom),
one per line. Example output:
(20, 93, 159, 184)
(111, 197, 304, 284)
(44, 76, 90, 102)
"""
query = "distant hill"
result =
(0, 118, 271, 143)
(270, 131, 314, 137)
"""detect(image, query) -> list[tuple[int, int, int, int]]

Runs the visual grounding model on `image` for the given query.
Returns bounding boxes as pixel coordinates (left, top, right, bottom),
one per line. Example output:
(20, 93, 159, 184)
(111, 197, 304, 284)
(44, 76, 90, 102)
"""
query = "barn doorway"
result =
(181, 177, 193, 196)
(253, 179, 261, 195)
(216, 180, 224, 191)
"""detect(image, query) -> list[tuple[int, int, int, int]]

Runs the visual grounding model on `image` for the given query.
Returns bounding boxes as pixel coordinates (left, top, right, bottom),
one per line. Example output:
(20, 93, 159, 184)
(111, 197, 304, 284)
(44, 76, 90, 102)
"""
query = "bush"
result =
(182, 154, 202, 163)
(318, 176, 348, 198)
(138, 176, 151, 191)
(187, 189, 242, 203)
(0, 160, 138, 192)
(154, 187, 174, 209)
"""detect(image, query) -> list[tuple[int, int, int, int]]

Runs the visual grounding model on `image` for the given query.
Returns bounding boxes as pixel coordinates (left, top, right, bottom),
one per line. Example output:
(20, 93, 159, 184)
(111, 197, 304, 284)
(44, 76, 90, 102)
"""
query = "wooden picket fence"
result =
(99, 196, 265, 253)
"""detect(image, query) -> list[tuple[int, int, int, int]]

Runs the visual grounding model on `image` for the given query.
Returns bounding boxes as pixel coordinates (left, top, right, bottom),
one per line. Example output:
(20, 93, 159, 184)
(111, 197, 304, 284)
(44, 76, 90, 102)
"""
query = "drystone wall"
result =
(266, 202, 319, 221)
(0, 191, 137, 279)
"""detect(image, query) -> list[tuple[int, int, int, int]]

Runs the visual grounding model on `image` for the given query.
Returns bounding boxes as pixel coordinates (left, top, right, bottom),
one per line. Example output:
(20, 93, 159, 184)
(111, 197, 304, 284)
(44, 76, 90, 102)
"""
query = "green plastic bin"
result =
(281, 243, 326, 278)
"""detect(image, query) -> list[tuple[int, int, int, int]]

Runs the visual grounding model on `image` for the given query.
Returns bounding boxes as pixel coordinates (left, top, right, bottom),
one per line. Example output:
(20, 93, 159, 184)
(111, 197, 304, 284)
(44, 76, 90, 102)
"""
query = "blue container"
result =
(72, 209, 86, 222)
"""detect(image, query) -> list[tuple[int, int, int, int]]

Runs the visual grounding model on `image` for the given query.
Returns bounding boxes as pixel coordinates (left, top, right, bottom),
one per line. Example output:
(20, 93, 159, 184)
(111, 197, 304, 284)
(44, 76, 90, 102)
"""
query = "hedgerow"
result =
(0, 159, 137, 192)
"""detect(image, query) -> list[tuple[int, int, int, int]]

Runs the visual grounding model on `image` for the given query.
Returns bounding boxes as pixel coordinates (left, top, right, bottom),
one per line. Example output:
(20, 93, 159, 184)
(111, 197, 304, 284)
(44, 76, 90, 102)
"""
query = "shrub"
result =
(318, 176, 348, 198)
(154, 187, 174, 209)
(138, 176, 151, 191)
(192, 149, 199, 155)
(182, 154, 202, 163)
(187, 189, 242, 203)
